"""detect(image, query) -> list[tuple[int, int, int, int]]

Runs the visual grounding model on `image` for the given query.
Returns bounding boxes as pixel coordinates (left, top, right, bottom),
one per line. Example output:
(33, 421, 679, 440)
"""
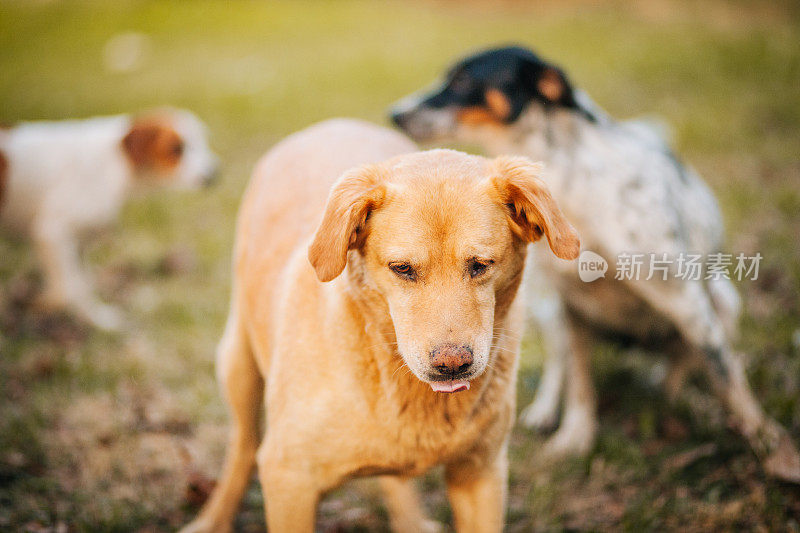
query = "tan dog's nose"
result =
(430, 344, 474, 376)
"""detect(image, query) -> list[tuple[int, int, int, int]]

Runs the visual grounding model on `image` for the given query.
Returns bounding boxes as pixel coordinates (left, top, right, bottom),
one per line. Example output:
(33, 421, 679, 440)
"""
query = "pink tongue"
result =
(430, 380, 470, 393)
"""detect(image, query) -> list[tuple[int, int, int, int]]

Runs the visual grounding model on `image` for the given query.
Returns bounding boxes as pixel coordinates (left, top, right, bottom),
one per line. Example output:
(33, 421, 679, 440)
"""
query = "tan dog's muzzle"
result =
(428, 343, 474, 393)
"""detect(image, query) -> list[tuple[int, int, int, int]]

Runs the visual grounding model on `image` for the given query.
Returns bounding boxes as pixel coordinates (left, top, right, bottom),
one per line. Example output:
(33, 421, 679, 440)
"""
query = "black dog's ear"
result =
(519, 55, 596, 122)
(535, 67, 571, 105)
(520, 60, 574, 107)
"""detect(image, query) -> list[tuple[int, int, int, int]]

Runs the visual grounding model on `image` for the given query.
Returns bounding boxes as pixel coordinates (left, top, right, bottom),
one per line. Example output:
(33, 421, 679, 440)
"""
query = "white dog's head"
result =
(122, 108, 219, 188)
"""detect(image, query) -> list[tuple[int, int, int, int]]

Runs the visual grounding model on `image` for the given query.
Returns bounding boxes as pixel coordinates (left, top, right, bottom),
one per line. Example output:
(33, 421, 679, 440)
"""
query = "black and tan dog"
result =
(391, 45, 800, 483)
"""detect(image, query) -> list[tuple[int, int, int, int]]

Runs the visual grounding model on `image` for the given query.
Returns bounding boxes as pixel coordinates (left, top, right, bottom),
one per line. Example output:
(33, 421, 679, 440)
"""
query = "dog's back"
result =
(0, 116, 131, 231)
(234, 118, 416, 309)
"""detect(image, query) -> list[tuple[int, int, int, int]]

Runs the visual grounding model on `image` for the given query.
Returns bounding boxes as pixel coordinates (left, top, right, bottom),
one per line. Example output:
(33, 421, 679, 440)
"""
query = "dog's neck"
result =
(478, 95, 614, 190)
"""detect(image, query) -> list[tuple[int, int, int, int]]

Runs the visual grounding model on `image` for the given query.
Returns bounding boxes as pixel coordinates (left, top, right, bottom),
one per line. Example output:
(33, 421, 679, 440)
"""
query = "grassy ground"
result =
(1, 0, 799, 531)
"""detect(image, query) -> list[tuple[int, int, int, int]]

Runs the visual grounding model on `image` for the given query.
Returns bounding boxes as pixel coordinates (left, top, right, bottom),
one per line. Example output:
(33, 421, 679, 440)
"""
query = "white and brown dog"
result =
(390, 46, 800, 482)
(0, 108, 218, 330)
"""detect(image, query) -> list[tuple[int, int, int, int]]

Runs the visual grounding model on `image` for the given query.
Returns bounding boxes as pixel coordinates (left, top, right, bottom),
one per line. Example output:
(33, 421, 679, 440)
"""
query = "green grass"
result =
(1, 0, 799, 530)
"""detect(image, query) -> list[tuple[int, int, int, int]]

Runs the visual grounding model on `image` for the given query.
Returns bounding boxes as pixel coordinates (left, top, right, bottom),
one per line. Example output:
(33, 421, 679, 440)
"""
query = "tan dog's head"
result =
(309, 149, 579, 393)
(122, 108, 219, 188)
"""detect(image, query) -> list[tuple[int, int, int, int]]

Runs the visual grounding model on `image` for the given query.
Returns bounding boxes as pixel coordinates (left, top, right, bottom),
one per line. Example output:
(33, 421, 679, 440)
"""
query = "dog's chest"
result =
(358, 391, 509, 477)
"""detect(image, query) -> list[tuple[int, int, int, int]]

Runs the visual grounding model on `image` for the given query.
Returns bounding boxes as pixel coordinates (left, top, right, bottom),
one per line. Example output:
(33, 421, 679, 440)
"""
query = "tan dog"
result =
(182, 119, 579, 532)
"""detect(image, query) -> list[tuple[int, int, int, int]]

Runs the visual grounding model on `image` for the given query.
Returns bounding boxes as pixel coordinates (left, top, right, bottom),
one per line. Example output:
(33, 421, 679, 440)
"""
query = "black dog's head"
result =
(390, 45, 594, 143)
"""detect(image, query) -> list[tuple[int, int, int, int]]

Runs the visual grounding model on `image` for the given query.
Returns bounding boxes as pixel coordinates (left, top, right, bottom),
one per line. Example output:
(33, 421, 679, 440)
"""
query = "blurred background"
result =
(1, 0, 799, 530)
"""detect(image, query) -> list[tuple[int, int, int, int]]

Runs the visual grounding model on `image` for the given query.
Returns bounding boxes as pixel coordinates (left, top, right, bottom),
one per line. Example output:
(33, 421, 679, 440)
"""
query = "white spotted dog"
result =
(390, 45, 800, 482)
(0, 108, 219, 330)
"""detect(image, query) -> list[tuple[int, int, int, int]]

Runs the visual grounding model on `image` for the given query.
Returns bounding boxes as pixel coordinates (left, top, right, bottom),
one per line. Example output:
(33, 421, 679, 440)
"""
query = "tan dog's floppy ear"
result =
(308, 164, 387, 282)
(491, 156, 580, 260)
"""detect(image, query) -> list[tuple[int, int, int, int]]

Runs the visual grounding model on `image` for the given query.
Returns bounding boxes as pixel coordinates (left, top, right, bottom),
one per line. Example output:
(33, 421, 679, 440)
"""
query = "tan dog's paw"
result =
(519, 397, 560, 431)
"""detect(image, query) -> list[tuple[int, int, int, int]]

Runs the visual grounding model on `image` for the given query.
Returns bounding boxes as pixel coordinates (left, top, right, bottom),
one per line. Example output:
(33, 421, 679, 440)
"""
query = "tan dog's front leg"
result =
(445, 446, 508, 533)
(257, 441, 319, 533)
(379, 476, 441, 533)
(32, 217, 122, 330)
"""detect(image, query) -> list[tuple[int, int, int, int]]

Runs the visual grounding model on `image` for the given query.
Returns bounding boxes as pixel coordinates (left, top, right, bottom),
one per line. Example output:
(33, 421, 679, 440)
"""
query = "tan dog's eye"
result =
(469, 258, 494, 279)
(389, 262, 417, 281)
